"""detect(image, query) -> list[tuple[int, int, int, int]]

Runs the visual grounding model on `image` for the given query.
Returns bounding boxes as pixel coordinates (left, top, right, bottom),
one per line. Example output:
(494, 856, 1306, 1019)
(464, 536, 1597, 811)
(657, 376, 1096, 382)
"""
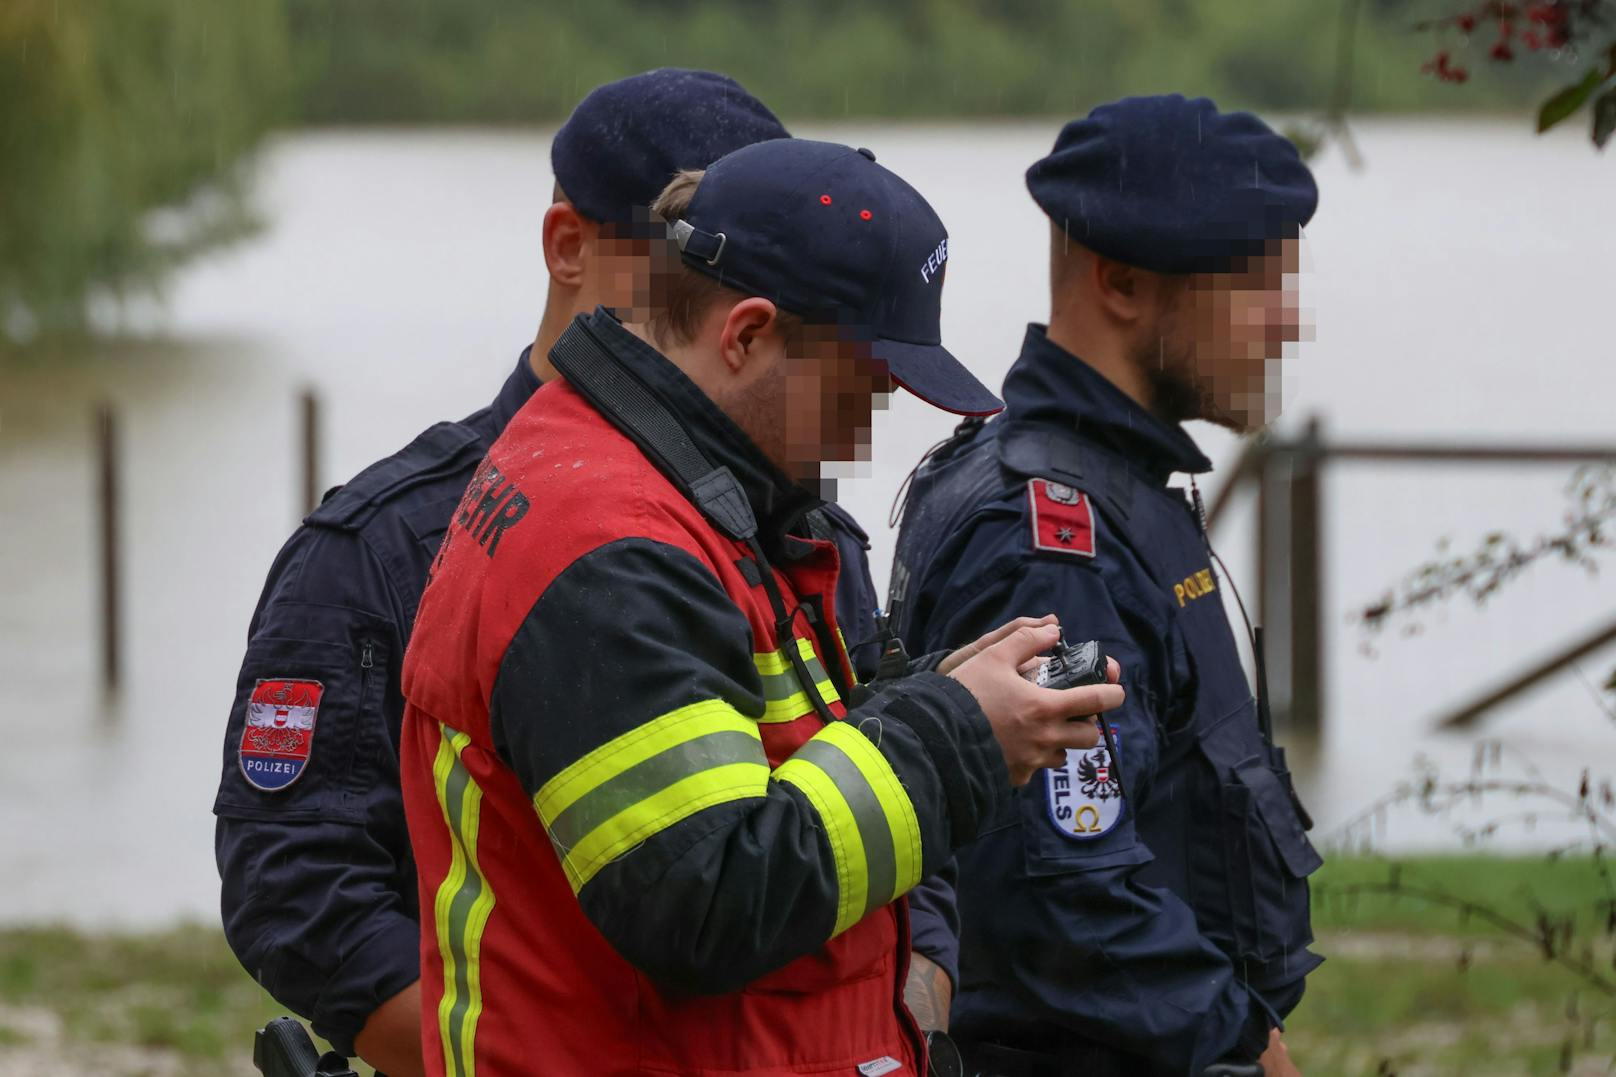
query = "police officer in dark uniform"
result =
(889, 96, 1324, 1077)
(213, 70, 890, 1077)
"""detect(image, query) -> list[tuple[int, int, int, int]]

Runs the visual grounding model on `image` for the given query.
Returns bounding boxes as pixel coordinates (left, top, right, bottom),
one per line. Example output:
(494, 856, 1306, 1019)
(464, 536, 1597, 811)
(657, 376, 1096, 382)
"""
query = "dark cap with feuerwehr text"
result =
(668, 139, 1002, 417)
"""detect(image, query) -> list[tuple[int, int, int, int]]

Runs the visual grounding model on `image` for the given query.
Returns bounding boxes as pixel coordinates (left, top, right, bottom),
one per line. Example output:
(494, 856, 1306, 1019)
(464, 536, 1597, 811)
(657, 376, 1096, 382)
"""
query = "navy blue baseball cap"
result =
(1027, 95, 1318, 274)
(551, 69, 790, 229)
(668, 139, 1002, 417)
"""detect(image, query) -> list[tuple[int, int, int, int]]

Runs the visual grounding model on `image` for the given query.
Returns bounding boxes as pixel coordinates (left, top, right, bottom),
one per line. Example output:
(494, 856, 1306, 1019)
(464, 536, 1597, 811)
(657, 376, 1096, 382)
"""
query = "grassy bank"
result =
(1, 856, 1611, 1076)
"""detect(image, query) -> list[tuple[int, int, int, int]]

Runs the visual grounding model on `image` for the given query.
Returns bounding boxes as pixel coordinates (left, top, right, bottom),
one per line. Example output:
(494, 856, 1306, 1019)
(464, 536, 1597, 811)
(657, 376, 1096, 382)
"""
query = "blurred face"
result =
(1139, 238, 1307, 432)
(781, 327, 893, 485)
(728, 323, 894, 489)
(578, 223, 658, 323)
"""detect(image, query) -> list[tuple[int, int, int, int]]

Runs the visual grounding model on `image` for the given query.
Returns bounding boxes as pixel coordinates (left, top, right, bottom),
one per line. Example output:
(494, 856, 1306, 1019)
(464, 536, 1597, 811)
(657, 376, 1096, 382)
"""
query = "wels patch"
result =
(1045, 729, 1124, 839)
(239, 679, 324, 792)
(1027, 479, 1096, 558)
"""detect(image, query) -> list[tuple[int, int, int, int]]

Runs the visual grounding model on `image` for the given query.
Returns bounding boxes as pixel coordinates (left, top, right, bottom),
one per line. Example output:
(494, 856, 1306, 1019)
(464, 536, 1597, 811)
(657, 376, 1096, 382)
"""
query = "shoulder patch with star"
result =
(1027, 479, 1096, 558)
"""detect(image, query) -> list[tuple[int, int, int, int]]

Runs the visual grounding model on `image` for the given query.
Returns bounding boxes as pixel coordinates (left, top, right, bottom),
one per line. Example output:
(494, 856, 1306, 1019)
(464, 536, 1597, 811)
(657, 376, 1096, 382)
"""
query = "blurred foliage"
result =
(0, 0, 290, 348)
(280, 0, 1558, 124)
(3, 0, 1580, 349)
(1412, 2, 1616, 148)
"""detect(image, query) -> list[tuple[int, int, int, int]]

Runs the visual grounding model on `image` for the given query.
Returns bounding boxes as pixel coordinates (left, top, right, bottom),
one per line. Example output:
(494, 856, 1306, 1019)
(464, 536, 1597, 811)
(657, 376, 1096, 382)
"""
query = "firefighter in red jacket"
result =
(400, 138, 1125, 1077)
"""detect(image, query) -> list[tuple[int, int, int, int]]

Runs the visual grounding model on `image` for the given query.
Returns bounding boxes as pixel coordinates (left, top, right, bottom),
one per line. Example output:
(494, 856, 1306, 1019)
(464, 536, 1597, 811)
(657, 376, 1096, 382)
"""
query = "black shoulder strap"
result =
(549, 318, 757, 543)
(996, 419, 1134, 523)
(548, 317, 841, 724)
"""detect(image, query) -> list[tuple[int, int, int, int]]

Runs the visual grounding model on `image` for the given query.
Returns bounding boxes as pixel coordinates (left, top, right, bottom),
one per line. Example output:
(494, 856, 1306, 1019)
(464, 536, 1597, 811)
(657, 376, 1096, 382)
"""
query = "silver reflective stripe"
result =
(758, 653, 832, 702)
(545, 729, 763, 855)
(790, 735, 897, 915)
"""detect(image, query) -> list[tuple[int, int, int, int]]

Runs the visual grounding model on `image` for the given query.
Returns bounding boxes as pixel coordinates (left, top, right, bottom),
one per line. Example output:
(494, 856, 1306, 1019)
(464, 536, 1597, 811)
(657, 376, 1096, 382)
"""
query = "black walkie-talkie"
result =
(253, 1018, 360, 1077)
(1026, 636, 1125, 802)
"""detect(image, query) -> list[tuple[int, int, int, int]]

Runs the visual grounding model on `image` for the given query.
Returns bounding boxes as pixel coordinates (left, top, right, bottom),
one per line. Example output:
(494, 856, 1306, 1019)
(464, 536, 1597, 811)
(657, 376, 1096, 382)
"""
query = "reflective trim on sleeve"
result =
(533, 699, 769, 893)
(754, 637, 841, 723)
(431, 725, 496, 1077)
(773, 720, 924, 937)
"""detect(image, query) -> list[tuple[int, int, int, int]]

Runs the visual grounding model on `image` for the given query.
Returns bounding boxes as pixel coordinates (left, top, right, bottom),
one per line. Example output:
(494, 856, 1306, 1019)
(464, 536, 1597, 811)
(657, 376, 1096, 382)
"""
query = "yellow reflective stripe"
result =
(562, 761, 768, 891)
(753, 644, 794, 677)
(754, 637, 841, 723)
(819, 721, 923, 899)
(774, 720, 924, 937)
(533, 699, 768, 893)
(431, 725, 493, 1077)
(774, 748, 867, 935)
(536, 699, 756, 820)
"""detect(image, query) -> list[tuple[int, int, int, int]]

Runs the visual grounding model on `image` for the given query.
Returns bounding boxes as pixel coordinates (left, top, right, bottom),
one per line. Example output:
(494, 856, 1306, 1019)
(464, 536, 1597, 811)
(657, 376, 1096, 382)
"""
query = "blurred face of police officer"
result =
(543, 184, 658, 325)
(1058, 227, 1305, 434)
(1139, 237, 1305, 433)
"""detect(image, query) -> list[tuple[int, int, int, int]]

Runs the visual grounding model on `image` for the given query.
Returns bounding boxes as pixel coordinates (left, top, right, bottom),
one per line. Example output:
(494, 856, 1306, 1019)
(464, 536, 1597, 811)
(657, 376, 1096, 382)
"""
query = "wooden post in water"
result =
(300, 388, 321, 516)
(1288, 417, 1324, 735)
(1257, 439, 1287, 725)
(1257, 417, 1325, 735)
(95, 403, 121, 696)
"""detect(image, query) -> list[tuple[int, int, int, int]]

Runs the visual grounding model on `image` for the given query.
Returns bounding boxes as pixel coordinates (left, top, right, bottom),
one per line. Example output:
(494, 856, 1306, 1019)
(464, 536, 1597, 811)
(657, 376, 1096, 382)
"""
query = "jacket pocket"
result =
(214, 610, 391, 823)
(1198, 708, 1322, 968)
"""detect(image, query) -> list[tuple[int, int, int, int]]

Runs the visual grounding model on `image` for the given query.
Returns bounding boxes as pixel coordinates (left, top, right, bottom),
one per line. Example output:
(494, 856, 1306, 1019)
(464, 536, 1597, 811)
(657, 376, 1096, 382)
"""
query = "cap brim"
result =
(872, 338, 1003, 417)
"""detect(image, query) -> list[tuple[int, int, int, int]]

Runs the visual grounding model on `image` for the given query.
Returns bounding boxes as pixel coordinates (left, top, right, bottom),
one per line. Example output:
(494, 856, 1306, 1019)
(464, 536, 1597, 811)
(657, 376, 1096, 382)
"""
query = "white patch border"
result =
(1044, 728, 1126, 841)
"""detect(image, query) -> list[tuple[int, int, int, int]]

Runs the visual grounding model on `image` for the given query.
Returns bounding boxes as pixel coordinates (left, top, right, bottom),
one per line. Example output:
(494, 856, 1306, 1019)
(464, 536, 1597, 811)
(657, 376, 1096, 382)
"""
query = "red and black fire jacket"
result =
(399, 309, 1010, 1076)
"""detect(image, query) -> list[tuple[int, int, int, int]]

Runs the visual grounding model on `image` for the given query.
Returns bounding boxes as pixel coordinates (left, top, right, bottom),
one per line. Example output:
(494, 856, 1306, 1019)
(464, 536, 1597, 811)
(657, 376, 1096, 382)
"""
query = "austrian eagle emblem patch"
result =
(238, 678, 324, 792)
(1045, 728, 1125, 839)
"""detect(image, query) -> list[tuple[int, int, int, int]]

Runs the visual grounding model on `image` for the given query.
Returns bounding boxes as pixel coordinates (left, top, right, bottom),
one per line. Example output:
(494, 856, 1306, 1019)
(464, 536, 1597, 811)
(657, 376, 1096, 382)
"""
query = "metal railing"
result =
(1206, 416, 1616, 733)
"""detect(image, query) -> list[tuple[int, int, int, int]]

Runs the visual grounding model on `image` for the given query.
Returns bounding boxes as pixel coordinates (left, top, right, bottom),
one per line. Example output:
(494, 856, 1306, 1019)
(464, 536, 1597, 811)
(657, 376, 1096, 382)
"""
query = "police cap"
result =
(552, 68, 789, 228)
(1026, 94, 1318, 274)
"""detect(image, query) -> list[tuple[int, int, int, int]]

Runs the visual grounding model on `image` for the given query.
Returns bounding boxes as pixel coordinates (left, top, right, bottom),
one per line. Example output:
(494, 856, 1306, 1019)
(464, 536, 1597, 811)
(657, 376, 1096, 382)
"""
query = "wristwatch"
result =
(923, 1029, 965, 1077)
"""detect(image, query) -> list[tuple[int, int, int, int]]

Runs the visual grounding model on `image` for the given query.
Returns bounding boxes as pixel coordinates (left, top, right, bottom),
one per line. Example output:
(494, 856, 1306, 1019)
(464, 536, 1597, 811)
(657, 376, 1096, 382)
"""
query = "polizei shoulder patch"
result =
(1027, 479, 1096, 558)
(1045, 729, 1124, 839)
(239, 678, 325, 791)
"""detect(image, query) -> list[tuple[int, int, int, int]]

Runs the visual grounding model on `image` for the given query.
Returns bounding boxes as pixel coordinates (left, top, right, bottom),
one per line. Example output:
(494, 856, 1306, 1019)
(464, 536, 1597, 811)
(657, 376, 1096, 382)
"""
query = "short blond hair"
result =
(649, 169, 801, 347)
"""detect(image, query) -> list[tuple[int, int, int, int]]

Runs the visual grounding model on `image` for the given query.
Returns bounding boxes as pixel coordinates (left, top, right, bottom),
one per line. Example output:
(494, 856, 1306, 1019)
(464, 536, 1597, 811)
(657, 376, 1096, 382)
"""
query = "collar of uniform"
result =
(580, 308, 822, 545)
(492, 346, 544, 431)
(1002, 323, 1212, 483)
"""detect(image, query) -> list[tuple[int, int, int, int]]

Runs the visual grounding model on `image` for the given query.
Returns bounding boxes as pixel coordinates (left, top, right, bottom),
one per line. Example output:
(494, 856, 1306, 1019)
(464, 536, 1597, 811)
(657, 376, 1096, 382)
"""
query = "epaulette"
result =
(305, 421, 487, 532)
(996, 419, 1134, 525)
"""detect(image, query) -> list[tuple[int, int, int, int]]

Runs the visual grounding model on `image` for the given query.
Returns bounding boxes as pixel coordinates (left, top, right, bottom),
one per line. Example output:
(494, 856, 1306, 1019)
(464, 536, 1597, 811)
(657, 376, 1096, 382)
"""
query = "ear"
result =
(1090, 255, 1146, 324)
(716, 297, 782, 375)
(542, 202, 593, 287)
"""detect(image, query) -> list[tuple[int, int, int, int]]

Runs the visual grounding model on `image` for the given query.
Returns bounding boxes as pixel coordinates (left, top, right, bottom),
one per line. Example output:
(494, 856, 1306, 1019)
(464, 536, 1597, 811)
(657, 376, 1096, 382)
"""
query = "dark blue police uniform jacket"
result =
(213, 351, 886, 1053)
(890, 326, 1323, 1075)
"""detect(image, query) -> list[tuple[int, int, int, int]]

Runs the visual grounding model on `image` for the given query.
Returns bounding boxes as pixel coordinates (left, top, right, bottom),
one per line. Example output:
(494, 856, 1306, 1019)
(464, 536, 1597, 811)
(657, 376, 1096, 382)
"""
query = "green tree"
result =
(0, 0, 290, 348)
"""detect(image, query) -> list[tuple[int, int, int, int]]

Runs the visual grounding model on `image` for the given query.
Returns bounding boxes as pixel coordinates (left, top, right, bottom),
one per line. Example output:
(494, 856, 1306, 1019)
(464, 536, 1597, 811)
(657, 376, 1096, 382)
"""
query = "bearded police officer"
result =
(889, 95, 1324, 1077)
(212, 70, 906, 1077)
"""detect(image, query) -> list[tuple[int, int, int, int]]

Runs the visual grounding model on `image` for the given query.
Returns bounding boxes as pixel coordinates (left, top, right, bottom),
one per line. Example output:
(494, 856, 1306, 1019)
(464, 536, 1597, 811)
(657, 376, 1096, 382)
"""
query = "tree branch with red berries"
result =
(1418, 1, 1616, 148)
